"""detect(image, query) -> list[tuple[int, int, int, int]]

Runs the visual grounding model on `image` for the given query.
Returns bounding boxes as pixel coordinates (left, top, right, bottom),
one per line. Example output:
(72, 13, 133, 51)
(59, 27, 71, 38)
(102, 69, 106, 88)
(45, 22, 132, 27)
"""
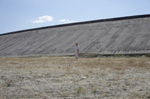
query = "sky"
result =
(0, 0, 150, 34)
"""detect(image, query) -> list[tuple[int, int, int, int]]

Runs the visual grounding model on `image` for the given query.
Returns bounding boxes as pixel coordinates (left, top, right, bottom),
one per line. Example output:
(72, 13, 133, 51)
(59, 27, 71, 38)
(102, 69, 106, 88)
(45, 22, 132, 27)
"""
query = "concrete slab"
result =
(0, 14, 150, 57)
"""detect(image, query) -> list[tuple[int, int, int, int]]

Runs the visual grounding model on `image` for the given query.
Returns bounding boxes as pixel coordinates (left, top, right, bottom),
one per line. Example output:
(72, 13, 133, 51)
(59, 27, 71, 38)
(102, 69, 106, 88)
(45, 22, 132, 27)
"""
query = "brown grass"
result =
(0, 56, 150, 98)
(48, 57, 150, 69)
(0, 56, 149, 70)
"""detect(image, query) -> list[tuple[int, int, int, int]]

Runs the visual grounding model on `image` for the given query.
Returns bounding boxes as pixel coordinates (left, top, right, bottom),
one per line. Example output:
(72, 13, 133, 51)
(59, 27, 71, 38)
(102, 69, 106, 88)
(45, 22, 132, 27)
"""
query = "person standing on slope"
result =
(75, 43, 79, 60)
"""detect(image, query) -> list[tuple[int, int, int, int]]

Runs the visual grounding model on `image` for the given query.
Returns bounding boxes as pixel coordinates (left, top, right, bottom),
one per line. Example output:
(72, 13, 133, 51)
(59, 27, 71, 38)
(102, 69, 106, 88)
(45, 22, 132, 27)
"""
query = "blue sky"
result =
(0, 0, 150, 34)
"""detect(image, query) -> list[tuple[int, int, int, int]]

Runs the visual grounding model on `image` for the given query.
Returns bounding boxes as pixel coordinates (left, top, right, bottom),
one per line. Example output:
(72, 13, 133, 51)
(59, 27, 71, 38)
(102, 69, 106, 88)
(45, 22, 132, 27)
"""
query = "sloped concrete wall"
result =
(0, 15, 150, 57)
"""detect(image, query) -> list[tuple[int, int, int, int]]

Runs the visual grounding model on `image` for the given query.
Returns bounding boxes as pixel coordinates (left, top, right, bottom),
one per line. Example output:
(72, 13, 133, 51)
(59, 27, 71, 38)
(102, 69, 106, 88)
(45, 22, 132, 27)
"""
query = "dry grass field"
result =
(0, 56, 150, 99)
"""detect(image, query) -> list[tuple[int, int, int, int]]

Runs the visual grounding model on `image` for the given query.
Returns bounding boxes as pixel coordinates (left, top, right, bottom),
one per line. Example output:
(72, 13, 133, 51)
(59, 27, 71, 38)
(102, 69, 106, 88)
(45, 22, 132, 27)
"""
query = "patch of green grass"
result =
(76, 86, 83, 94)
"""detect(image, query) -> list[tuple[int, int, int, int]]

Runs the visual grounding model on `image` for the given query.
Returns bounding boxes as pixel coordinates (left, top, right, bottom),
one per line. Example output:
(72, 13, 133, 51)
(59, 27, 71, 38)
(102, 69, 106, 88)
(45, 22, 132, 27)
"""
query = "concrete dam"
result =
(0, 14, 150, 57)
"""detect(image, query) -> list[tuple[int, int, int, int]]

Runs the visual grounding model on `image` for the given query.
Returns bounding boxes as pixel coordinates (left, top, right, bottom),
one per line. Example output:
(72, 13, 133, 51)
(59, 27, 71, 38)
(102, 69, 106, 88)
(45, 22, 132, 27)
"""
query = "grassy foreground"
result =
(0, 56, 150, 98)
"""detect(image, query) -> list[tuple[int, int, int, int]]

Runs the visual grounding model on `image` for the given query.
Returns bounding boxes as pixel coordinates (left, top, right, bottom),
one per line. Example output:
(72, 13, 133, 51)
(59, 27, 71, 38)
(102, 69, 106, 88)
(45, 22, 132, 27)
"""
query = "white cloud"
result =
(32, 15, 53, 23)
(59, 19, 73, 23)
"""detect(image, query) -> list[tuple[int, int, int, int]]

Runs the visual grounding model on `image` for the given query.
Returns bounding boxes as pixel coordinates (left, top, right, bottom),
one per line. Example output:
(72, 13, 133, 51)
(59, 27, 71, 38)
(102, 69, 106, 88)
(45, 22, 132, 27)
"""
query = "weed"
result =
(59, 92, 67, 97)
(76, 86, 83, 94)
(92, 87, 97, 94)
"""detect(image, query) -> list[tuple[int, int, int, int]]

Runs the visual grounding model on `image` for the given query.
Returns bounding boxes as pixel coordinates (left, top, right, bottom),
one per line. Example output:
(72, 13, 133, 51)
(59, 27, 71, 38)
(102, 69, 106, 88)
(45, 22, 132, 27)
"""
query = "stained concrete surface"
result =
(0, 14, 150, 57)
